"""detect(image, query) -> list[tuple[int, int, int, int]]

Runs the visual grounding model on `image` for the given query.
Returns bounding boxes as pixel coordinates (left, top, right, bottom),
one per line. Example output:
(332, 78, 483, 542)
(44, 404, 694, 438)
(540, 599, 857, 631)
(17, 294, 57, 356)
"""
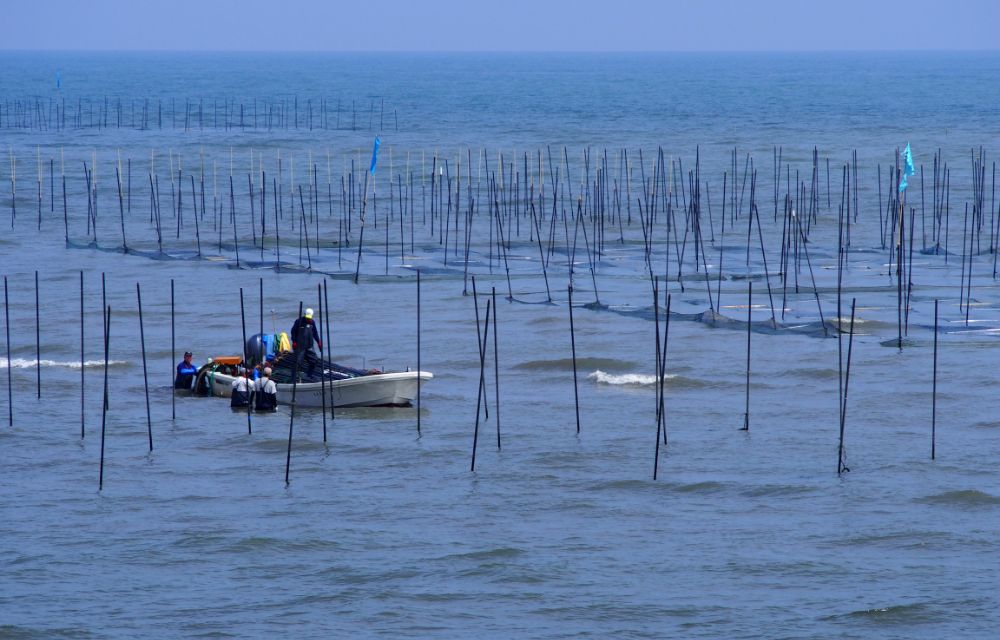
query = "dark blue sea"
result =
(2, 52, 1000, 638)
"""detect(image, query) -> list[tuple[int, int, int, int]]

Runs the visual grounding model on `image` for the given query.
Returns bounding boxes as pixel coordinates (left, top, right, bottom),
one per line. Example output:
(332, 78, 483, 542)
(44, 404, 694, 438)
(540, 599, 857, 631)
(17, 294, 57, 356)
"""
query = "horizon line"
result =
(2, 48, 998, 54)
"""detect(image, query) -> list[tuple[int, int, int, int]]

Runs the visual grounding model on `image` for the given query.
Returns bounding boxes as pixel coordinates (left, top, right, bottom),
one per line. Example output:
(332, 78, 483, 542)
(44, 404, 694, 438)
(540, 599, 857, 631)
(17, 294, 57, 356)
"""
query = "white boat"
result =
(208, 369, 432, 408)
(193, 354, 432, 408)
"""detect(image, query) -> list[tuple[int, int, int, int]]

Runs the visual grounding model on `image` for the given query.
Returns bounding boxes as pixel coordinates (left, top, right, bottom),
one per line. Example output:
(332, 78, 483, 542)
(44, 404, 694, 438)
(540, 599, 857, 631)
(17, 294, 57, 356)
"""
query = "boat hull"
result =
(209, 371, 432, 408)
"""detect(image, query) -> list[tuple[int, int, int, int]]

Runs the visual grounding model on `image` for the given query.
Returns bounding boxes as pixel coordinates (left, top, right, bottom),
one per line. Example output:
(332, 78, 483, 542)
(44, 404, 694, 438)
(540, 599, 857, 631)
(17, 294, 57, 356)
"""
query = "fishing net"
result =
(267, 351, 370, 384)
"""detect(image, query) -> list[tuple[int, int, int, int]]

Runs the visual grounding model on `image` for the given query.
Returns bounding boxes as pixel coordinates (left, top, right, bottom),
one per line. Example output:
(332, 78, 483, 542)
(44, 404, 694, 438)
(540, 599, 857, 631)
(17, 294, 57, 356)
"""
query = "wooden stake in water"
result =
(356, 138, 381, 281)
(492, 286, 501, 450)
(115, 165, 128, 252)
(741, 282, 751, 431)
(932, 299, 939, 460)
(4, 275, 11, 426)
(239, 287, 252, 435)
(170, 278, 175, 420)
(137, 283, 152, 451)
(190, 175, 202, 257)
(470, 277, 490, 420)
(102, 272, 108, 411)
(837, 298, 857, 476)
(99, 305, 110, 491)
(654, 292, 672, 480)
(10, 149, 16, 227)
(654, 279, 663, 439)
(80, 271, 84, 437)
(230, 176, 240, 268)
(62, 167, 68, 245)
(318, 282, 327, 442)
(34, 270, 40, 398)
(285, 301, 303, 485)
(660, 286, 673, 427)
(416, 270, 421, 434)
(652, 274, 663, 449)
(568, 285, 581, 434)
(36, 148, 41, 230)
(323, 280, 334, 422)
(529, 201, 553, 302)
(471, 299, 492, 472)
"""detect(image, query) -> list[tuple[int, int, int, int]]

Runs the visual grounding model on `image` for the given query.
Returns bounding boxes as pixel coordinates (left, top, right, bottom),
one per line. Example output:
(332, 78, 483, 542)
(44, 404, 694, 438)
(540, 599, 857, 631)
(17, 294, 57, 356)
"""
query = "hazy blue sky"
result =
(4, 0, 997, 52)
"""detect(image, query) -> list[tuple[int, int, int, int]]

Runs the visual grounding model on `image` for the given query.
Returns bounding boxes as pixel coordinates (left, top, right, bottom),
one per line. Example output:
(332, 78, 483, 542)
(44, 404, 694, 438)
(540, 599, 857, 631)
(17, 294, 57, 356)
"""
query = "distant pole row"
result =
(0, 95, 400, 133)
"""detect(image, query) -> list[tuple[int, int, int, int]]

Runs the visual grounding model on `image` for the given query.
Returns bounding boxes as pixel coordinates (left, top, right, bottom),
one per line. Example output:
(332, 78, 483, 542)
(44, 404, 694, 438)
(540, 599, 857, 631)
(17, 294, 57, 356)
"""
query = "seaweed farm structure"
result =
(4, 143, 990, 305)
(0, 140, 996, 483)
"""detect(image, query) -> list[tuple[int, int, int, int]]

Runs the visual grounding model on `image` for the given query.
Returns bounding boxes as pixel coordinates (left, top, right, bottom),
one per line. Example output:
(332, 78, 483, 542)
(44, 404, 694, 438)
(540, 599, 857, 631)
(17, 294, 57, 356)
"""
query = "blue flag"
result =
(898, 143, 915, 193)
(369, 136, 381, 175)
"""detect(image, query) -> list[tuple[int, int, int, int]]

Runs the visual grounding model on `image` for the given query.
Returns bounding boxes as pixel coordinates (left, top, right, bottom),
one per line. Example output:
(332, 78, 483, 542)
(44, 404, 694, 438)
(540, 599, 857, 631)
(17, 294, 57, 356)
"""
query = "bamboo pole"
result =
(137, 283, 152, 451)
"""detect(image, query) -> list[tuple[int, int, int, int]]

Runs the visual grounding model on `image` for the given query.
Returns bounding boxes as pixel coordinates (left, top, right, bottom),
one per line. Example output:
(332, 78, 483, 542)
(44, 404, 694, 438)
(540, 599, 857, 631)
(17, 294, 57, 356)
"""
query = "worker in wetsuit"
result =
(230, 368, 252, 408)
(255, 367, 278, 412)
(290, 308, 323, 381)
(175, 351, 197, 390)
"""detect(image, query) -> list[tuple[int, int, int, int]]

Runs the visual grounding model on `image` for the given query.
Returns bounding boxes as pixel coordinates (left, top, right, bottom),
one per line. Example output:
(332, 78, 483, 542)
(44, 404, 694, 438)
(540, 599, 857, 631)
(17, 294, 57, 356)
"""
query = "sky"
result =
(3, 0, 997, 52)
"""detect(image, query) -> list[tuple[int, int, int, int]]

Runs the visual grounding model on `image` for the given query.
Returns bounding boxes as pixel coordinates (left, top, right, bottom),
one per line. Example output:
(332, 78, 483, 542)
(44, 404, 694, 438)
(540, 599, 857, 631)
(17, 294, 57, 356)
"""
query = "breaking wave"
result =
(587, 370, 674, 387)
(7, 358, 128, 369)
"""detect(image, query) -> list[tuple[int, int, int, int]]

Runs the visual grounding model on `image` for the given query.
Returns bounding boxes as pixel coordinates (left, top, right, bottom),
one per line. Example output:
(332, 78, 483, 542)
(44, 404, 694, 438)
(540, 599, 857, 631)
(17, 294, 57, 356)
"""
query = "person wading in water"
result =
(175, 351, 197, 390)
(255, 367, 278, 411)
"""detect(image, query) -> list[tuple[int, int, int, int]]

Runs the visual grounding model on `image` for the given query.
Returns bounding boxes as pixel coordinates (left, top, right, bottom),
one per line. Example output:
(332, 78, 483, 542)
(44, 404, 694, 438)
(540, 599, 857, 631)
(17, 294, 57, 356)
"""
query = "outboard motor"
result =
(245, 333, 277, 367)
(245, 333, 266, 367)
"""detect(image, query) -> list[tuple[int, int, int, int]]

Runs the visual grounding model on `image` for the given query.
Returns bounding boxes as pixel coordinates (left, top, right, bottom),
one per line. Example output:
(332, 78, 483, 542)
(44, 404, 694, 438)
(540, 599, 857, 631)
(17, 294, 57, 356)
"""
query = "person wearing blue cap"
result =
(174, 351, 197, 390)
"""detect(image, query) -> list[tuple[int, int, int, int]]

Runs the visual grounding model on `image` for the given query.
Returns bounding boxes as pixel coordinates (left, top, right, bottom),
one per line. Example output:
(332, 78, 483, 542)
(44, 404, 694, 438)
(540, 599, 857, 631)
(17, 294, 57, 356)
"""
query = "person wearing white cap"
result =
(290, 307, 323, 381)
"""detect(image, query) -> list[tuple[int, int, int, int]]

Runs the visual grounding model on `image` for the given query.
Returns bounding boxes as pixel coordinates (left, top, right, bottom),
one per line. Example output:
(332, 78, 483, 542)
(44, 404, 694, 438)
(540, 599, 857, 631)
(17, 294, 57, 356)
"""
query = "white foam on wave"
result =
(588, 370, 674, 387)
(7, 358, 128, 369)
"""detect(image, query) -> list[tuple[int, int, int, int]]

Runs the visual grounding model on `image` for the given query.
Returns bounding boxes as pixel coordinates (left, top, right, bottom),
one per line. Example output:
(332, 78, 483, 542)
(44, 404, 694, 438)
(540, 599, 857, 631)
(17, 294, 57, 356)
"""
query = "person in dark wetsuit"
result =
(175, 351, 197, 389)
(230, 368, 252, 408)
(255, 367, 278, 411)
(290, 308, 323, 381)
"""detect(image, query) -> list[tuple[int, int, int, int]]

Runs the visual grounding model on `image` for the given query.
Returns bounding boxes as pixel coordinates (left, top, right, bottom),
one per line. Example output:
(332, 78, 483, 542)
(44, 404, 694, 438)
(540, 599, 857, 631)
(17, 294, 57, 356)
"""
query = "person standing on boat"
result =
(174, 351, 197, 390)
(255, 367, 278, 412)
(231, 368, 252, 408)
(290, 308, 323, 381)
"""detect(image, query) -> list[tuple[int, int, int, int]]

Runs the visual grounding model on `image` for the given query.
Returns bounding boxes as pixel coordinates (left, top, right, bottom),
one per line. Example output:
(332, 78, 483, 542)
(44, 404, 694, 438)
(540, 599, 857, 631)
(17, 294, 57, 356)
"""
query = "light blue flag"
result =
(369, 136, 381, 175)
(898, 143, 915, 193)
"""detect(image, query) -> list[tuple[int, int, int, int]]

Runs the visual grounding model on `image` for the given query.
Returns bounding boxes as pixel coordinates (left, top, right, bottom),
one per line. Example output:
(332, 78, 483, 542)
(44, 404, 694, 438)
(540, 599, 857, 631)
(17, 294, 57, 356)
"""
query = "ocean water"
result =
(1, 52, 1000, 638)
